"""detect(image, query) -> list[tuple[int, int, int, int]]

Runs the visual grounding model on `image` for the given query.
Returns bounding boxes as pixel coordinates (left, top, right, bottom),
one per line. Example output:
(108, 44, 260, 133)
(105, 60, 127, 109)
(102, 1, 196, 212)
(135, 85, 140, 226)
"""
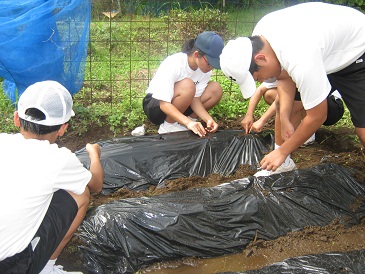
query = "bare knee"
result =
(263, 89, 277, 105)
(203, 81, 223, 102)
(174, 78, 196, 99)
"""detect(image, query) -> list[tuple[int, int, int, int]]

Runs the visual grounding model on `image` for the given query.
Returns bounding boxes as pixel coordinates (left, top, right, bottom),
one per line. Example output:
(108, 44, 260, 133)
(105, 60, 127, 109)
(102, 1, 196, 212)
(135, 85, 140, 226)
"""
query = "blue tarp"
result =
(0, 0, 90, 102)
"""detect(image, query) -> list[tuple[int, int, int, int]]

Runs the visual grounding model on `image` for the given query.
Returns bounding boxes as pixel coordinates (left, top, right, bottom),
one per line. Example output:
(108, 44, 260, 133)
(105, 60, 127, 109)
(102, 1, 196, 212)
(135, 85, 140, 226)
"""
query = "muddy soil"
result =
(56, 118, 365, 273)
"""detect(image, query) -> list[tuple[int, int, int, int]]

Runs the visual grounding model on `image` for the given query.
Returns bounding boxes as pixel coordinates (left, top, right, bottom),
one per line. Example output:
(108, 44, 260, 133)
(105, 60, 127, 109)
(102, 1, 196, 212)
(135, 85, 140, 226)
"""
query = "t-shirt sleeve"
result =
(282, 49, 331, 110)
(148, 56, 181, 102)
(262, 80, 278, 89)
(54, 152, 92, 195)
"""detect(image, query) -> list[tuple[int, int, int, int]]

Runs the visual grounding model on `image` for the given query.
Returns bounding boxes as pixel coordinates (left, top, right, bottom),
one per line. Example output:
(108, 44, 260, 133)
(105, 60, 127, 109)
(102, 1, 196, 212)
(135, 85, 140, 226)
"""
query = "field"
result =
(56, 118, 365, 273)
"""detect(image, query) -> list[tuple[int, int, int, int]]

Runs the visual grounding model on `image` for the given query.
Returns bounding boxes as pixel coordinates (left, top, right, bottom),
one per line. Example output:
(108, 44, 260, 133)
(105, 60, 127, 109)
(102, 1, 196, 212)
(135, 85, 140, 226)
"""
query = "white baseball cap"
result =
(220, 37, 256, 98)
(18, 80, 75, 126)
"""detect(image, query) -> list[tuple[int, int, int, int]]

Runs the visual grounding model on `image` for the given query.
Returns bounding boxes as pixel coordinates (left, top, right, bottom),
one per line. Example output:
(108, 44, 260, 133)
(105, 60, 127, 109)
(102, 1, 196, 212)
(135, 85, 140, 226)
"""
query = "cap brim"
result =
(206, 55, 221, 69)
(238, 73, 256, 98)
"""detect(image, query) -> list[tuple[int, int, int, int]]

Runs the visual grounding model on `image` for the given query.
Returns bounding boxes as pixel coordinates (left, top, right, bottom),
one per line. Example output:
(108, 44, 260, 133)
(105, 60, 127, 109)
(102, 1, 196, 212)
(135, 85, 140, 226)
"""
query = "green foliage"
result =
(163, 7, 229, 41)
(0, 85, 17, 133)
(325, 0, 365, 11)
(70, 105, 104, 136)
(107, 98, 146, 134)
(0, 4, 357, 136)
(210, 77, 248, 119)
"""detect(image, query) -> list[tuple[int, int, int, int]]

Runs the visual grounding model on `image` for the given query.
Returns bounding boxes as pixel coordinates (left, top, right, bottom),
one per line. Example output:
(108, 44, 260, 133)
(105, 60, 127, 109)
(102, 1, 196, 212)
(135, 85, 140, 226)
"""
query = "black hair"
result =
(19, 108, 63, 135)
(248, 35, 264, 74)
(181, 38, 204, 56)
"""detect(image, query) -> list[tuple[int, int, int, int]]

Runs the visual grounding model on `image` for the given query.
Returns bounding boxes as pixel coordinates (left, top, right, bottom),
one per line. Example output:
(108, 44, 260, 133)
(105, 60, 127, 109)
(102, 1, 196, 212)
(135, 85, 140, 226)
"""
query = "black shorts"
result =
(294, 91, 344, 126)
(0, 190, 77, 274)
(143, 93, 193, 125)
(328, 52, 365, 128)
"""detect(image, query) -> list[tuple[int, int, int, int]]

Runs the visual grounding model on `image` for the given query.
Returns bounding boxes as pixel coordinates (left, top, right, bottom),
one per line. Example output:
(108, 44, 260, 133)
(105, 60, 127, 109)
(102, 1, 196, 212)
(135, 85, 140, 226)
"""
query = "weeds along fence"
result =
(74, 0, 295, 131)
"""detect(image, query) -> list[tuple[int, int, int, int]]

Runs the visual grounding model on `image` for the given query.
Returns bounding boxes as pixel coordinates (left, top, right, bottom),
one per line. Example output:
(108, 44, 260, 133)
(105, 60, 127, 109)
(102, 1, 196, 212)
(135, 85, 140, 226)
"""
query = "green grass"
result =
(0, 6, 354, 135)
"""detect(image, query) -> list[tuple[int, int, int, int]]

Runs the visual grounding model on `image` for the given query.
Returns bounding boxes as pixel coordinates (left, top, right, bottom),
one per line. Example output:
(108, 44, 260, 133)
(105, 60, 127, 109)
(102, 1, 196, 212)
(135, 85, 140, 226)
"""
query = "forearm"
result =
(246, 89, 264, 116)
(277, 78, 296, 123)
(280, 102, 327, 156)
(85, 143, 104, 193)
(190, 97, 213, 123)
(258, 102, 276, 124)
(88, 156, 104, 193)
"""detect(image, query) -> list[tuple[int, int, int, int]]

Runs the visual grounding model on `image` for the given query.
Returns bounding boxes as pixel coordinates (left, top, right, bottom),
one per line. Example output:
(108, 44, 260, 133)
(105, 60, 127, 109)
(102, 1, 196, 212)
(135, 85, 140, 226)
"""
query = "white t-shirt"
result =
(0, 133, 91, 260)
(253, 2, 365, 110)
(146, 52, 212, 101)
(262, 80, 278, 90)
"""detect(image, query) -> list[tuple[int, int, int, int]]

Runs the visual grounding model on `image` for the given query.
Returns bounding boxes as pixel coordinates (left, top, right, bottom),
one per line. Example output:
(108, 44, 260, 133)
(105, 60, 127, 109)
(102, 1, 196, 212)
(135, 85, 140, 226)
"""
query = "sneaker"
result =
(254, 158, 297, 177)
(51, 265, 83, 274)
(158, 121, 188, 134)
(302, 133, 316, 147)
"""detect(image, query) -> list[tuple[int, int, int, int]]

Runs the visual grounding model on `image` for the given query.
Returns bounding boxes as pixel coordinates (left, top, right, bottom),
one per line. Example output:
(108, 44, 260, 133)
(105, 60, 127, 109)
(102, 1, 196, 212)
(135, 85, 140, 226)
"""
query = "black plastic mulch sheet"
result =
(78, 163, 365, 274)
(75, 130, 273, 192)
(219, 249, 365, 274)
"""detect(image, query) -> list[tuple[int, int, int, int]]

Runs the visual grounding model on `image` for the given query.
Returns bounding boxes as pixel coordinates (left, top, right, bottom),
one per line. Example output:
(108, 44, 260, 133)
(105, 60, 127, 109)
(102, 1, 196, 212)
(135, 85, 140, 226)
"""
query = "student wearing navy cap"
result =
(143, 31, 224, 137)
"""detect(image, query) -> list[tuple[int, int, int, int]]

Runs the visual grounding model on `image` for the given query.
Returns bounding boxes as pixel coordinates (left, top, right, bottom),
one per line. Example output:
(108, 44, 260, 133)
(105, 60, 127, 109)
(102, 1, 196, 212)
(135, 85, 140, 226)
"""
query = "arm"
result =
(251, 101, 276, 133)
(85, 143, 104, 193)
(260, 99, 327, 171)
(277, 76, 297, 141)
(241, 85, 266, 133)
(190, 97, 218, 133)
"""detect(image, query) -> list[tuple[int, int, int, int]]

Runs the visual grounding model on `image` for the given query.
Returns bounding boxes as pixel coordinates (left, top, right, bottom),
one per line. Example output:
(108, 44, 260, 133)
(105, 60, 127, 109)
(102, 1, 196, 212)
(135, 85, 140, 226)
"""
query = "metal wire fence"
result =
(75, 0, 290, 109)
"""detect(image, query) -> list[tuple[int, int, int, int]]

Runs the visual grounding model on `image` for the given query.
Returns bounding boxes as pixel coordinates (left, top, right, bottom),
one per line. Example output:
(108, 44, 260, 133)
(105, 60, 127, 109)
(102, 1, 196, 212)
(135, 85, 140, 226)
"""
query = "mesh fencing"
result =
(0, 0, 293, 109)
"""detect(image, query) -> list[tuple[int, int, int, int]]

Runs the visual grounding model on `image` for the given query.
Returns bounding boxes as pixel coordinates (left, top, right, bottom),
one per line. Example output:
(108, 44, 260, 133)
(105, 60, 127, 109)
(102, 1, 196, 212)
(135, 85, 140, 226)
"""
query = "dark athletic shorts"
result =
(0, 190, 77, 274)
(328, 52, 365, 128)
(294, 90, 344, 126)
(143, 93, 193, 125)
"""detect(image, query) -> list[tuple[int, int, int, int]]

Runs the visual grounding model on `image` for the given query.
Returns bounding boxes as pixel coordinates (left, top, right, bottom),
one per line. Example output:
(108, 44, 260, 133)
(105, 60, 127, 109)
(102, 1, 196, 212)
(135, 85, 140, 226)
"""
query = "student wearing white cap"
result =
(0, 81, 104, 273)
(143, 31, 224, 137)
(220, 2, 365, 176)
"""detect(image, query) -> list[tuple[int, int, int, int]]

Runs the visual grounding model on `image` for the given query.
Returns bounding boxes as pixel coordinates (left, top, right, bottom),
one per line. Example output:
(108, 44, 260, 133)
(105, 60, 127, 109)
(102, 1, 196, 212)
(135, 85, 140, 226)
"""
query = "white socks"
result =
(39, 259, 56, 274)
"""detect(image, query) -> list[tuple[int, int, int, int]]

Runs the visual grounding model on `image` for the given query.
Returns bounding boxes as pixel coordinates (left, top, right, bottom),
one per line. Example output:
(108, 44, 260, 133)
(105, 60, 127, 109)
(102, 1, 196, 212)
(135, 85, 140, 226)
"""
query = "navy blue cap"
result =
(195, 31, 224, 69)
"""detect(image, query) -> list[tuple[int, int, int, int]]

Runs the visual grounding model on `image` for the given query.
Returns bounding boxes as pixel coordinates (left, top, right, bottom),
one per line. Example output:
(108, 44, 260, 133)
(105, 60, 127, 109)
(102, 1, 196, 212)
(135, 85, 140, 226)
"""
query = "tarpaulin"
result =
(0, 0, 90, 102)
(78, 163, 365, 274)
(76, 130, 274, 192)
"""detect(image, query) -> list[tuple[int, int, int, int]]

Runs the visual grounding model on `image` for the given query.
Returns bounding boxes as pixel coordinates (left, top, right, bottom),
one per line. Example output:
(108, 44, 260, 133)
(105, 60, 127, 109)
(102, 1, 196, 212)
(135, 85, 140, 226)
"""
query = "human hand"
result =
(187, 121, 207, 137)
(251, 120, 265, 133)
(86, 143, 102, 160)
(259, 149, 287, 171)
(205, 119, 218, 133)
(241, 115, 254, 134)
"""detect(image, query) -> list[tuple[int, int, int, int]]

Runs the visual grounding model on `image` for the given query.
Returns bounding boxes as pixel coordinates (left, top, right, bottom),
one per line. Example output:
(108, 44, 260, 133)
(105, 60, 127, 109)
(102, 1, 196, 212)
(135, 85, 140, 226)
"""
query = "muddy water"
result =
(141, 252, 270, 274)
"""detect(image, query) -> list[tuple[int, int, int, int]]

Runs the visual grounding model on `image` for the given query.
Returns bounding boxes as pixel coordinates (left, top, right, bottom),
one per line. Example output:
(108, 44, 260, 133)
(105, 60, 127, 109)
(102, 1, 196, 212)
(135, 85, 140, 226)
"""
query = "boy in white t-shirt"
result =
(0, 81, 104, 274)
(143, 31, 224, 137)
(220, 2, 365, 176)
